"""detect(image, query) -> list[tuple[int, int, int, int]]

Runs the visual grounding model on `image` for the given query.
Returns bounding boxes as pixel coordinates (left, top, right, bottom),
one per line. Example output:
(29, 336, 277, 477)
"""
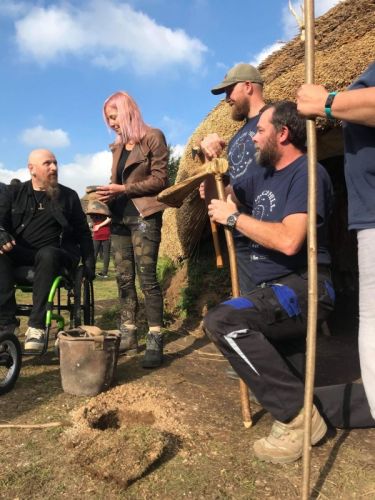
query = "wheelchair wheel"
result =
(73, 266, 95, 327)
(0, 332, 22, 395)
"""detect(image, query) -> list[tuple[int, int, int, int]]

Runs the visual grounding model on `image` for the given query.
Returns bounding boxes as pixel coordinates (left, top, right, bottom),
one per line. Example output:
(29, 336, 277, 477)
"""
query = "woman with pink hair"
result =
(97, 91, 168, 368)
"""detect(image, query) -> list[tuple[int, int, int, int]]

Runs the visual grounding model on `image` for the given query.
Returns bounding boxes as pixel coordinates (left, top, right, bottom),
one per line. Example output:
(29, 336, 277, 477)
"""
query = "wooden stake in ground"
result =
(212, 158, 252, 429)
(302, 0, 318, 498)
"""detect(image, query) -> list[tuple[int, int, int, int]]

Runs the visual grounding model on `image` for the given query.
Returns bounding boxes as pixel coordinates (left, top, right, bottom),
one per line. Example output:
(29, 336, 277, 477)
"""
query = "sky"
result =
(0, 0, 341, 196)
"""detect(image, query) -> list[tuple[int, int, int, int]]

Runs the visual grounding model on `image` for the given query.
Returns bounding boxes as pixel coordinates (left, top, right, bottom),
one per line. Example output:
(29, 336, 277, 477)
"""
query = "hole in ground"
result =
(86, 409, 120, 430)
(83, 407, 156, 430)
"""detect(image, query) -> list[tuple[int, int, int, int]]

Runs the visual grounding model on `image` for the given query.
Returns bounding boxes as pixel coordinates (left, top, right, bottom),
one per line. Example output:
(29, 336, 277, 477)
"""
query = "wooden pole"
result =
(302, 0, 318, 498)
(214, 168, 252, 429)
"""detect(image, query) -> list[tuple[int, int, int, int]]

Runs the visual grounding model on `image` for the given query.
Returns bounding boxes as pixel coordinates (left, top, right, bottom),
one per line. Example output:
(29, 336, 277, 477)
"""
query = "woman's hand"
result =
(96, 183, 125, 203)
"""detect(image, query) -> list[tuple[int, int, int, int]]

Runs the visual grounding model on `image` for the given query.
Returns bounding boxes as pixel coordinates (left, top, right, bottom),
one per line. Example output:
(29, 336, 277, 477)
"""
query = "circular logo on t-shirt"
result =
(228, 129, 255, 181)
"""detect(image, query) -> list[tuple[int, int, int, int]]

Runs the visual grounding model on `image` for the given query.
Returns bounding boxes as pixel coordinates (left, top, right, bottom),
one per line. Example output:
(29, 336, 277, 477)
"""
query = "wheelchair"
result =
(15, 264, 95, 356)
(0, 264, 95, 395)
(0, 330, 22, 395)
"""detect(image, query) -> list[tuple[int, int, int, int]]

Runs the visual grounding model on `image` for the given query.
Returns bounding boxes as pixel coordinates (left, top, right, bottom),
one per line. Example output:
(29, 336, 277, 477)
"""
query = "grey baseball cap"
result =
(211, 63, 264, 95)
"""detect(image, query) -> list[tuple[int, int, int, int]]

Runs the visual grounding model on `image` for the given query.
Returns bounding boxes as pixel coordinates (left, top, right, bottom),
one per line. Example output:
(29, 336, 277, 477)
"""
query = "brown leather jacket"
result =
(110, 128, 168, 218)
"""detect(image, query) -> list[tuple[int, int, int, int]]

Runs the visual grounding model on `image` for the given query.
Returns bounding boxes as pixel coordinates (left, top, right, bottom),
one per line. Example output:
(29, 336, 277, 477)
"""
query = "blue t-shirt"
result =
(227, 115, 262, 243)
(343, 60, 375, 230)
(234, 155, 333, 285)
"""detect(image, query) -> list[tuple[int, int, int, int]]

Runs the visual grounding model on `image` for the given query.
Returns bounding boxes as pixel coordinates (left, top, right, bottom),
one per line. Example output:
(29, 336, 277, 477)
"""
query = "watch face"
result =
(227, 213, 238, 229)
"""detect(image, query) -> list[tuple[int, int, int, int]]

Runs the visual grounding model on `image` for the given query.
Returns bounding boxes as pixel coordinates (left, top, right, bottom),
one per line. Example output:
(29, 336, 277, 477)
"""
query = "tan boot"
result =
(253, 404, 327, 464)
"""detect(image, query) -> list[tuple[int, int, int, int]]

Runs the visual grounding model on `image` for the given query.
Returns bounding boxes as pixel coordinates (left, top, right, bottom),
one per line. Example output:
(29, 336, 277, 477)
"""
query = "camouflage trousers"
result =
(111, 212, 163, 327)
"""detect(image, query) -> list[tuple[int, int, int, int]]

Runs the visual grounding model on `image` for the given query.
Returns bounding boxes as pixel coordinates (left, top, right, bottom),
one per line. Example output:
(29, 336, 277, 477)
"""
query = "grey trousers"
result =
(357, 228, 375, 419)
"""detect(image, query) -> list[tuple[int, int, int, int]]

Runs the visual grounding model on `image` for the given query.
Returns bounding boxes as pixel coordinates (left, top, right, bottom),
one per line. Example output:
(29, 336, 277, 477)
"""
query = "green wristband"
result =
(324, 92, 338, 120)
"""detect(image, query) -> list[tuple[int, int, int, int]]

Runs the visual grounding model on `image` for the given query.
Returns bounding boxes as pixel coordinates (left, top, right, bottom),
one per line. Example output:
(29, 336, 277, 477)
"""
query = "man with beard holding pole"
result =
(0, 149, 95, 353)
(204, 101, 335, 464)
(198, 63, 266, 295)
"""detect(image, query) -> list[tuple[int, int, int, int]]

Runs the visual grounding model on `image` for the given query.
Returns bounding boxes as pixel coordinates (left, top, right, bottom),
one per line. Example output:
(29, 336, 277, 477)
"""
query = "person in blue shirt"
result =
(204, 101, 335, 464)
(297, 60, 375, 422)
(199, 63, 266, 295)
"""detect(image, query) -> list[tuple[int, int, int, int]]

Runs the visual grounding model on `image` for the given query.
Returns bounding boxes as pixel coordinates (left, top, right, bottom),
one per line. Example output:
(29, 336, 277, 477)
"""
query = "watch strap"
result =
(324, 92, 338, 120)
(226, 211, 240, 230)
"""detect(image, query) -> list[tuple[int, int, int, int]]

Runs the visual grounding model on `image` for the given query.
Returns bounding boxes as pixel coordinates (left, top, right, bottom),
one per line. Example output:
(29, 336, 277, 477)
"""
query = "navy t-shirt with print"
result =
(343, 60, 375, 230)
(228, 115, 261, 184)
(234, 155, 333, 285)
(227, 115, 262, 242)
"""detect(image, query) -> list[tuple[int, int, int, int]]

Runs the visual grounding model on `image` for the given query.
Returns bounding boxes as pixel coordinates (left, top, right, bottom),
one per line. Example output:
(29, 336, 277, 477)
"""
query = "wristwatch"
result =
(226, 211, 240, 230)
(324, 92, 338, 120)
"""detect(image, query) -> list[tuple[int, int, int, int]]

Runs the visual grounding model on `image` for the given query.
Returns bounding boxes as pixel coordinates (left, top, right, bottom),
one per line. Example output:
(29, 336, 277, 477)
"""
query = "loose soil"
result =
(0, 295, 374, 498)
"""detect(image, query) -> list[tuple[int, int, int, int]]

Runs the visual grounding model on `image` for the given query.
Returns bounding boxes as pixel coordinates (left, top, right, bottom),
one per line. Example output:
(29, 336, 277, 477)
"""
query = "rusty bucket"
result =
(58, 326, 120, 396)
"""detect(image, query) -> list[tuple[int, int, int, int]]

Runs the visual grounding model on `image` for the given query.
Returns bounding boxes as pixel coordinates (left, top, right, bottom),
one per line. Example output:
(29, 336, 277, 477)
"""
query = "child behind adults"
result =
(86, 200, 111, 278)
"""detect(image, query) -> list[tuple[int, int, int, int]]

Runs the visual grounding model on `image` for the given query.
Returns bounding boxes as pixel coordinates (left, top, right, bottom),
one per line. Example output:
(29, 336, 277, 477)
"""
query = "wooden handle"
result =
(204, 175, 224, 269)
(210, 220, 224, 268)
(240, 379, 253, 428)
(214, 172, 252, 428)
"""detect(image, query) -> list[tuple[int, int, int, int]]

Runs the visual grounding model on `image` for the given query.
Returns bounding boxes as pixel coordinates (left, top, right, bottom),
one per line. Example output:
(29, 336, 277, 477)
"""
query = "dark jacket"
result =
(0, 180, 94, 265)
(110, 127, 169, 218)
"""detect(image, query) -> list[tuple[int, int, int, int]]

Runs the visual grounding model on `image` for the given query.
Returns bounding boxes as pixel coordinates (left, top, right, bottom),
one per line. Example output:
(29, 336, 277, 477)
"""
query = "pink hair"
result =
(103, 91, 150, 145)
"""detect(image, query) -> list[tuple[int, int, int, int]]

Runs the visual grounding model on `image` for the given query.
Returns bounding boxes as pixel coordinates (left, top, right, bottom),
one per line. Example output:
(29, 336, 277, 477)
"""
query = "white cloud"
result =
(250, 42, 285, 67)
(0, 164, 29, 184)
(0, 151, 112, 197)
(315, 0, 343, 16)
(59, 151, 112, 197)
(250, 0, 343, 67)
(170, 144, 185, 160)
(20, 126, 70, 148)
(14, 1, 207, 74)
(216, 62, 228, 70)
(282, 0, 342, 40)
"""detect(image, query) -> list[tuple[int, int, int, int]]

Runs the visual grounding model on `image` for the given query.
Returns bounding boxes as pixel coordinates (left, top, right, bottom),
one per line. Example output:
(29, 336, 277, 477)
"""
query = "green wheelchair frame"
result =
(17, 265, 94, 355)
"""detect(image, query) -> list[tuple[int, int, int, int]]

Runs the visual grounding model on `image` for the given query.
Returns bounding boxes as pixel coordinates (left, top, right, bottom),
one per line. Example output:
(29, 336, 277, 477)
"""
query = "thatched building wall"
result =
(160, 0, 375, 262)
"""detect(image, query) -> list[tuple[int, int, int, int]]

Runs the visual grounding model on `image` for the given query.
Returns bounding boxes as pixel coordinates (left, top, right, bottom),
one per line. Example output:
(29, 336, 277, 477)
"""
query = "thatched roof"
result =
(160, 0, 375, 261)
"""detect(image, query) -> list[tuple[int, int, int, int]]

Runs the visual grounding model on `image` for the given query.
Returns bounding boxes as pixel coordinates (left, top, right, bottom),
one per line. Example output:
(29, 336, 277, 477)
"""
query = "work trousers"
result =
(204, 270, 335, 423)
(0, 245, 75, 329)
(357, 228, 375, 419)
(111, 212, 163, 327)
(93, 238, 111, 275)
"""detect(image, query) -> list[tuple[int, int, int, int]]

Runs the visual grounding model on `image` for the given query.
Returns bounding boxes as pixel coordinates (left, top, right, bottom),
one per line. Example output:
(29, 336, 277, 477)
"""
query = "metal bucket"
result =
(58, 327, 120, 396)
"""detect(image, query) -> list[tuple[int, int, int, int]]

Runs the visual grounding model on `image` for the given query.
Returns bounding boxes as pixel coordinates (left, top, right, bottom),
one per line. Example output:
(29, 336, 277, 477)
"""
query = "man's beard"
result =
(231, 98, 249, 122)
(255, 134, 281, 168)
(44, 175, 59, 200)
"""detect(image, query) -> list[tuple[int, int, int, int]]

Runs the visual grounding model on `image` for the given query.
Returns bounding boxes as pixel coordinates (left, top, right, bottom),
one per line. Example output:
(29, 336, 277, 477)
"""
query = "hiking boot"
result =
(24, 327, 45, 353)
(142, 332, 163, 368)
(253, 404, 327, 464)
(119, 325, 138, 355)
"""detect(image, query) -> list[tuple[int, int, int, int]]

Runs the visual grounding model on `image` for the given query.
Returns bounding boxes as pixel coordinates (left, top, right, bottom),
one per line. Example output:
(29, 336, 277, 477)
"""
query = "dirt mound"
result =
(62, 380, 190, 488)
(64, 425, 168, 488)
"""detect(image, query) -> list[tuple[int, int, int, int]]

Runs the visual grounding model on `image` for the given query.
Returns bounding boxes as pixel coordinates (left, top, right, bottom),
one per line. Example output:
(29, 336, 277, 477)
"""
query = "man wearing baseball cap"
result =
(199, 63, 266, 295)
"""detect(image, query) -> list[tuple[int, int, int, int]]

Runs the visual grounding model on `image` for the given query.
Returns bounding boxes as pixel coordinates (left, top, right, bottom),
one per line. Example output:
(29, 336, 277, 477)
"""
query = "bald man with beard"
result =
(0, 149, 95, 353)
